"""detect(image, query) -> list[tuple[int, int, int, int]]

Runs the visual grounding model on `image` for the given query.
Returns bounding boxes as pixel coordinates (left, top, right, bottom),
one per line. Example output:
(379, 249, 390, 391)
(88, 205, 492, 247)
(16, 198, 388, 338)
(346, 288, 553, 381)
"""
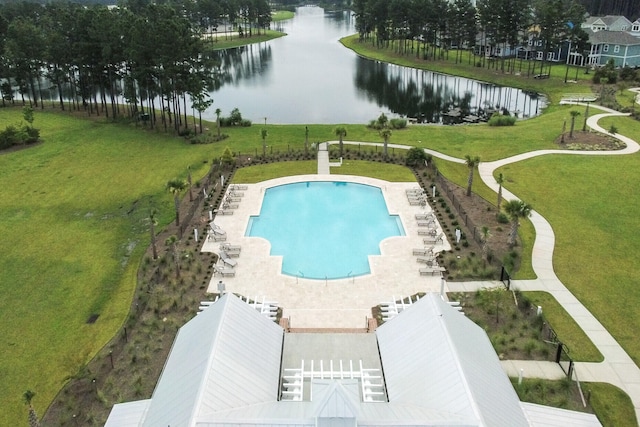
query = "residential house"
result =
(585, 29, 640, 67)
(581, 15, 633, 32)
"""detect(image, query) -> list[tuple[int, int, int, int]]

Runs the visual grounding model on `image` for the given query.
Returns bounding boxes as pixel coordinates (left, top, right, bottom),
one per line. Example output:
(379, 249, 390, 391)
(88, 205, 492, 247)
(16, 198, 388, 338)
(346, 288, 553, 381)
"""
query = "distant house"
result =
(516, 32, 571, 63)
(104, 293, 602, 427)
(581, 15, 633, 32)
(585, 29, 640, 67)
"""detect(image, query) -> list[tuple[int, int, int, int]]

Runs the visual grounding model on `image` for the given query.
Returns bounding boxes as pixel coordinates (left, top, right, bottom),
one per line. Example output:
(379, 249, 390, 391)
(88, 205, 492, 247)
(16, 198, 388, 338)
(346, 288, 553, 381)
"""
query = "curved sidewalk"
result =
(331, 103, 640, 421)
(457, 102, 640, 422)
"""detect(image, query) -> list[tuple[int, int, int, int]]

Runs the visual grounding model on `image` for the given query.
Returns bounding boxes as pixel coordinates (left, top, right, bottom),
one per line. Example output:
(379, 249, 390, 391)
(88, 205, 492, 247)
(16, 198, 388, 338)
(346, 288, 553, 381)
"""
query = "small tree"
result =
(261, 128, 268, 158)
(380, 128, 392, 159)
(480, 226, 491, 261)
(464, 154, 481, 196)
(165, 235, 180, 279)
(215, 108, 222, 138)
(23, 390, 40, 427)
(504, 199, 533, 247)
(221, 147, 235, 167)
(569, 110, 580, 138)
(334, 126, 347, 157)
(166, 179, 187, 227)
(22, 106, 34, 127)
(406, 147, 430, 167)
(149, 208, 159, 260)
(496, 173, 504, 211)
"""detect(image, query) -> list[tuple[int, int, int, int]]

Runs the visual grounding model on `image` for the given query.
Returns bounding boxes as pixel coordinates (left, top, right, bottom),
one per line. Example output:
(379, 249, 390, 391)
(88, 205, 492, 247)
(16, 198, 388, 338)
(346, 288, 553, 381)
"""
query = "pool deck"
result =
(201, 174, 451, 329)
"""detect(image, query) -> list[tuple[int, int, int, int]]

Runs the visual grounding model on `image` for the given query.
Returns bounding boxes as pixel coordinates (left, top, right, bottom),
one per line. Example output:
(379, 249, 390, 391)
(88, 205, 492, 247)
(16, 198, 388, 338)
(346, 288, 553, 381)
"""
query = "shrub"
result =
(405, 146, 429, 166)
(389, 118, 407, 129)
(497, 213, 509, 224)
(488, 113, 516, 127)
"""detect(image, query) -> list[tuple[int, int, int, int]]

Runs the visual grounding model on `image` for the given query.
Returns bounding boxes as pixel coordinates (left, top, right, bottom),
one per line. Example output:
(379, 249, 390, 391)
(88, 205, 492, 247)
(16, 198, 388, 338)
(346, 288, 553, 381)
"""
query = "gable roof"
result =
(376, 293, 529, 427)
(587, 29, 640, 46)
(141, 293, 284, 427)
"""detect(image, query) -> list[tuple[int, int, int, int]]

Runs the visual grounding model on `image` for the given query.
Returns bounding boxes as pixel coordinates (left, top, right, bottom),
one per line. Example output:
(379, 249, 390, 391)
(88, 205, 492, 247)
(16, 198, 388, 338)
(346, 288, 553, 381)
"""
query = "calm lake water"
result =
(207, 5, 546, 124)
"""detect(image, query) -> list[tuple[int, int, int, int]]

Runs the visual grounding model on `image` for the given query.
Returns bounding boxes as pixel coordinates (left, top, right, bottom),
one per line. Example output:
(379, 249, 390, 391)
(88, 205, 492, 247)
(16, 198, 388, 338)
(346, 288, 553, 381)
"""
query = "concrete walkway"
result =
(320, 100, 640, 421)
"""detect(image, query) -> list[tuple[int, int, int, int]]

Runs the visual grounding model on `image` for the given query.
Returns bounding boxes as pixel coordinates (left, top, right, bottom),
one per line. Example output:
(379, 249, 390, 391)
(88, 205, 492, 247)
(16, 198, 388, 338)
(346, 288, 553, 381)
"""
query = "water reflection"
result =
(204, 6, 545, 124)
(354, 57, 543, 124)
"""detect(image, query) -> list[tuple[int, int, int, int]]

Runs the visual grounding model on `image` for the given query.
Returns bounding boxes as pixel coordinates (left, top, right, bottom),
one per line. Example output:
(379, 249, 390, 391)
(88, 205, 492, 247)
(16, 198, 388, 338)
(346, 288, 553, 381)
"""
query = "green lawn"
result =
(0, 110, 219, 426)
(497, 133, 640, 366)
(2, 99, 639, 425)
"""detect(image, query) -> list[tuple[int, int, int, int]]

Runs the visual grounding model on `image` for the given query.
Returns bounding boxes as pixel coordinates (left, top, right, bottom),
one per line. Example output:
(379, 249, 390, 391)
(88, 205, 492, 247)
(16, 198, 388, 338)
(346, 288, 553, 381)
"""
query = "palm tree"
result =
(464, 154, 481, 196)
(165, 235, 180, 279)
(166, 179, 187, 227)
(149, 208, 159, 260)
(23, 390, 40, 427)
(380, 128, 392, 159)
(334, 126, 347, 157)
(569, 110, 580, 138)
(503, 199, 533, 247)
(215, 108, 221, 138)
(496, 173, 505, 210)
(261, 128, 268, 158)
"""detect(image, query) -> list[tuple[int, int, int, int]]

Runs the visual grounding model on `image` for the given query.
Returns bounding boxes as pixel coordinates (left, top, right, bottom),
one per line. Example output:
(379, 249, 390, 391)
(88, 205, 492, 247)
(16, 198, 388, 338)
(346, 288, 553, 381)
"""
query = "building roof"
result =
(140, 293, 284, 427)
(377, 293, 529, 426)
(587, 29, 640, 46)
(583, 15, 632, 30)
(105, 293, 602, 427)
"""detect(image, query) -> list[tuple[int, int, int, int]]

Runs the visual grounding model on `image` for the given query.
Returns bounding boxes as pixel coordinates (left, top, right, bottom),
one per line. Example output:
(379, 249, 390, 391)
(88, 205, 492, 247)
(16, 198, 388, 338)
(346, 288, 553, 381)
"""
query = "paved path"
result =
(324, 100, 640, 421)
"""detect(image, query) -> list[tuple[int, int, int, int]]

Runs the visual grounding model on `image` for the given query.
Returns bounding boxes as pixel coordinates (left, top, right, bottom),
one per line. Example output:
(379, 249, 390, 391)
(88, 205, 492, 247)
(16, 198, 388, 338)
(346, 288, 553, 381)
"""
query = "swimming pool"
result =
(245, 181, 405, 280)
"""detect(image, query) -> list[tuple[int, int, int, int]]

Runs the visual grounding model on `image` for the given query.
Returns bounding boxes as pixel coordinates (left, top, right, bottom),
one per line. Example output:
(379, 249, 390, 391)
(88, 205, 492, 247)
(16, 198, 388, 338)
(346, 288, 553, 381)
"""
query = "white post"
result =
(432, 185, 436, 198)
(194, 228, 198, 242)
(455, 228, 461, 244)
(209, 210, 213, 220)
(440, 277, 446, 296)
(537, 306, 543, 316)
(220, 175, 225, 188)
(203, 188, 207, 197)
(518, 368, 524, 385)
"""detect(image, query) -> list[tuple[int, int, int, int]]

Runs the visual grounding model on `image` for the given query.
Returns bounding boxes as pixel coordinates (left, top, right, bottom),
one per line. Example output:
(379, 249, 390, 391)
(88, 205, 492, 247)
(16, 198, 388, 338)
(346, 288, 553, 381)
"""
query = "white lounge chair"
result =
(230, 184, 248, 191)
(423, 232, 444, 244)
(216, 267, 235, 277)
(218, 252, 237, 267)
(416, 256, 437, 264)
(417, 220, 436, 227)
(412, 247, 434, 256)
(418, 228, 438, 236)
(209, 223, 226, 235)
(415, 212, 435, 220)
(419, 266, 446, 276)
(220, 243, 241, 255)
(222, 202, 239, 209)
(409, 199, 426, 206)
(214, 208, 233, 216)
(228, 191, 244, 197)
(225, 196, 241, 203)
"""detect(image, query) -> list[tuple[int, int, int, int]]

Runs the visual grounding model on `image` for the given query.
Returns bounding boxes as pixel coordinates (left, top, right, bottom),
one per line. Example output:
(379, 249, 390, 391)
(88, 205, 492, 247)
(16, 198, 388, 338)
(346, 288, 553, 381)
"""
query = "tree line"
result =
(0, 0, 272, 132)
(352, 0, 588, 75)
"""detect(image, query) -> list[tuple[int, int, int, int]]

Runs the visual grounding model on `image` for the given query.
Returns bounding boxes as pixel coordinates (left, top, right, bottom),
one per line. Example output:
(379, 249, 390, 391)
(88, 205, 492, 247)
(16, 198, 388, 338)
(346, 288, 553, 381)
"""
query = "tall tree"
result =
(465, 154, 480, 196)
(261, 127, 268, 158)
(149, 208, 159, 260)
(380, 128, 392, 158)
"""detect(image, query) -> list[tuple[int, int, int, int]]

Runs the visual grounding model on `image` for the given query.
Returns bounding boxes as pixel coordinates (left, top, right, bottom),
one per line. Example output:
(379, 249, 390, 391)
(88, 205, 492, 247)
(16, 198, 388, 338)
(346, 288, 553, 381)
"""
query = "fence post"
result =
(555, 342, 563, 364)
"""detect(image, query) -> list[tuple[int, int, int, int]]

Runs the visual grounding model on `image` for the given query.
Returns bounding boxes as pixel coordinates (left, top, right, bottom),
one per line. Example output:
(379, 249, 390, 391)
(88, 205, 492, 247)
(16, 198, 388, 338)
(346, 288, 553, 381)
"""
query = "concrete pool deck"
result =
(201, 174, 451, 329)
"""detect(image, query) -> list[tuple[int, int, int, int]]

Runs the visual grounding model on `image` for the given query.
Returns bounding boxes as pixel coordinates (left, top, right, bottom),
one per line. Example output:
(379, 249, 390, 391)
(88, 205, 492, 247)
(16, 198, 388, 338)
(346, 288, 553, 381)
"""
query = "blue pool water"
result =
(246, 181, 404, 279)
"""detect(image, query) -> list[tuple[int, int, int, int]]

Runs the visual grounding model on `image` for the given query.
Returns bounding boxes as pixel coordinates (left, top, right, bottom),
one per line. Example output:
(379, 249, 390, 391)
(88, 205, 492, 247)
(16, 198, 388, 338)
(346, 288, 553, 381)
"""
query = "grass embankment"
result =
(204, 29, 286, 50)
(0, 109, 219, 426)
(340, 34, 594, 104)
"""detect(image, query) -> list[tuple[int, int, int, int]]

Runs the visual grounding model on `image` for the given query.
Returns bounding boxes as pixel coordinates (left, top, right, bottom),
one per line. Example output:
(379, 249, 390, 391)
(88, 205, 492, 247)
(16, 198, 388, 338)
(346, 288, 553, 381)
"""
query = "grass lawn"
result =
(497, 133, 640, 366)
(0, 109, 219, 426)
(205, 29, 286, 50)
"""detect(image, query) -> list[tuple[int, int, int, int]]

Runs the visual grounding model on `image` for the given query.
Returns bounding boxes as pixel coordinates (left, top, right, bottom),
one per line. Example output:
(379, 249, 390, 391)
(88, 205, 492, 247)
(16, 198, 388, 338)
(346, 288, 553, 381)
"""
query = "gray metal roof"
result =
(521, 402, 602, 426)
(105, 293, 601, 427)
(104, 400, 151, 427)
(586, 29, 640, 46)
(141, 293, 284, 427)
(376, 293, 529, 427)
